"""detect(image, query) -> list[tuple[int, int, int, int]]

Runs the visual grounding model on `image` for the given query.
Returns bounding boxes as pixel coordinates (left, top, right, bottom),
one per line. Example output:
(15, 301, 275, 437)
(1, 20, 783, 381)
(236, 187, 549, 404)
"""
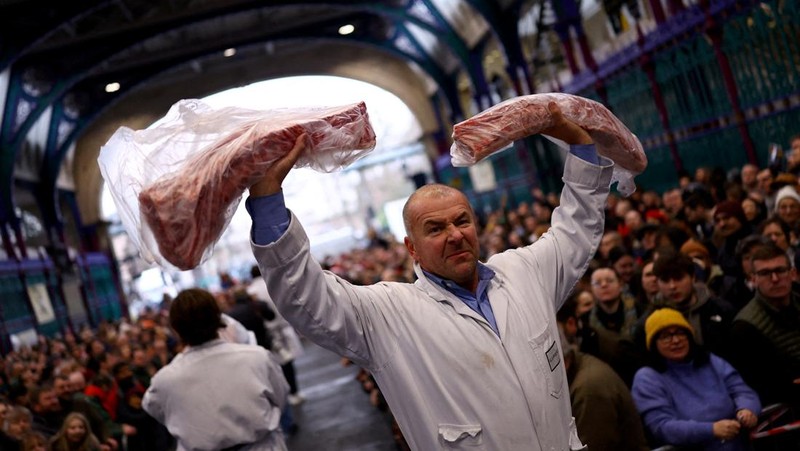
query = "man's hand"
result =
(540, 102, 592, 145)
(249, 133, 309, 197)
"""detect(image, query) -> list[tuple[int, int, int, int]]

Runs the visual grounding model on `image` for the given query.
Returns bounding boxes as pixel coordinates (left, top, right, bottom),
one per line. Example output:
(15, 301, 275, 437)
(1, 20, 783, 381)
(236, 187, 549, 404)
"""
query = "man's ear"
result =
(404, 236, 418, 262)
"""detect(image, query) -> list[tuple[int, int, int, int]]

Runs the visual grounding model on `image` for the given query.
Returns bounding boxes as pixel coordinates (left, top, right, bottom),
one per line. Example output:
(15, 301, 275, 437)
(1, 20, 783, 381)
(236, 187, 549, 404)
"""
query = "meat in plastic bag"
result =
(450, 93, 647, 196)
(98, 99, 376, 270)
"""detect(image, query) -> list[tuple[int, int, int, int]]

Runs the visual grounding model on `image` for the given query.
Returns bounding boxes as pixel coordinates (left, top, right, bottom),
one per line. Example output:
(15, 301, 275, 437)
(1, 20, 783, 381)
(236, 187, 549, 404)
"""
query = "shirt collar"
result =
(423, 262, 495, 294)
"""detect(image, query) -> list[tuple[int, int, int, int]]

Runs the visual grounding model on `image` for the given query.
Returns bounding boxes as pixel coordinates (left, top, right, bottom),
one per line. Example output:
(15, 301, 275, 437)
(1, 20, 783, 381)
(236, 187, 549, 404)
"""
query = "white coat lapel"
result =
(487, 276, 507, 339)
(414, 275, 494, 332)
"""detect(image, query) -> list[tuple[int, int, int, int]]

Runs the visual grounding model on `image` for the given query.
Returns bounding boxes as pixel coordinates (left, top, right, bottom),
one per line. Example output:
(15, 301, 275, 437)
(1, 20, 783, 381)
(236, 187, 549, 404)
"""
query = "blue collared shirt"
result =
(246, 144, 599, 335)
(423, 264, 499, 335)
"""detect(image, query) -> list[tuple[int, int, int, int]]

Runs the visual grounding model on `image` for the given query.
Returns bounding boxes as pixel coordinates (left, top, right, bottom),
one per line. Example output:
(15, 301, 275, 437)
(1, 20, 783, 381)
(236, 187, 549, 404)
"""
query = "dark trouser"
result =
(281, 361, 298, 394)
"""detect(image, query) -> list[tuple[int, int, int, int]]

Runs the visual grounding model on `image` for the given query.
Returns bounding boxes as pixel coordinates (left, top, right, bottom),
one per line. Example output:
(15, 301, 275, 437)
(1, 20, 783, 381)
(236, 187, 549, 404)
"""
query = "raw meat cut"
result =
(450, 93, 647, 194)
(137, 101, 376, 270)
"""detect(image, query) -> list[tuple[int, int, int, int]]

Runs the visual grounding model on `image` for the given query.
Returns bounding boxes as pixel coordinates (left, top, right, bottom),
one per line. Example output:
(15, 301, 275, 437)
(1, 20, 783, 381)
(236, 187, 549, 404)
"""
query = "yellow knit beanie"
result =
(645, 308, 694, 350)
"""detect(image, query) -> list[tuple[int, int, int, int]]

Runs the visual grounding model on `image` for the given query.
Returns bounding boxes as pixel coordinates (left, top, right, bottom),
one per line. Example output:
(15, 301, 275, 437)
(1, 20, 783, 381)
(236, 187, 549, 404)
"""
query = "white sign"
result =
(468, 160, 498, 193)
(27, 283, 55, 324)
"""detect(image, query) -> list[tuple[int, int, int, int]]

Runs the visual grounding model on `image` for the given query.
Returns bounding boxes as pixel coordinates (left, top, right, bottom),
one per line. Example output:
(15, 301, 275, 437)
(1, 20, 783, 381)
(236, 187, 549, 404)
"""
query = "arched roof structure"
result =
(1, 0, 533, 233)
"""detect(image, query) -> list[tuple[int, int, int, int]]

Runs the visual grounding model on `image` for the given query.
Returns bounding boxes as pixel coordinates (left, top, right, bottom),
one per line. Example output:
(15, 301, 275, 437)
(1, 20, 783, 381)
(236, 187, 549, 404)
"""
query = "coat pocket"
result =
(438, 423, 484, 448)
(528, 328, 565, 399)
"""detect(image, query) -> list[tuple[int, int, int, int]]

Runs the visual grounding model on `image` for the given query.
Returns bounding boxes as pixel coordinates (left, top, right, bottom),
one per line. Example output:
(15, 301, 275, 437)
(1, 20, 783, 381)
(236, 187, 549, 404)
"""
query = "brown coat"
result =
(568, 351, 650, 451)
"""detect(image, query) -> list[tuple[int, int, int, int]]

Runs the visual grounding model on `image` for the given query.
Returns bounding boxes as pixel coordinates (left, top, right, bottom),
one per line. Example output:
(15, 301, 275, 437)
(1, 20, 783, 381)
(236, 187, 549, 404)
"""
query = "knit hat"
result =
(775, 185, 800, 211)
(645, 308, 694, 350)
(644, 209, 668, 224)
(713, 200, 747, 225)
(679, 239, 709, 258)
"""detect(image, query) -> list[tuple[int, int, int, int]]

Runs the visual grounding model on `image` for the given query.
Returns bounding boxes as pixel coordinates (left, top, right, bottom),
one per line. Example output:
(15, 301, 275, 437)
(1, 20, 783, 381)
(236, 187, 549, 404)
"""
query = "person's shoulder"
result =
(574, 353, 626, 389)
(632, 365, 662, 385)
(222, 341, 271, 358)
(732, 298, 761, 323)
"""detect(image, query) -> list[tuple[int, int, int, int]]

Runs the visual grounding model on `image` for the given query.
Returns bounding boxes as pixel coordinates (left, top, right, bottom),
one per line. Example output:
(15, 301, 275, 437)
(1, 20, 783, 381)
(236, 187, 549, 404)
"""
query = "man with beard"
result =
(29, 384, 64, 438)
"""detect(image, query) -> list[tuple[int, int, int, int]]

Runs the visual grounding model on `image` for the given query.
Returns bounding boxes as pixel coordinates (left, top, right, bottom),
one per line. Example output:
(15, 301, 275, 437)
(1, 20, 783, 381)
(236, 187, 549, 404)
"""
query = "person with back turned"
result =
(142, 288, 289, 451)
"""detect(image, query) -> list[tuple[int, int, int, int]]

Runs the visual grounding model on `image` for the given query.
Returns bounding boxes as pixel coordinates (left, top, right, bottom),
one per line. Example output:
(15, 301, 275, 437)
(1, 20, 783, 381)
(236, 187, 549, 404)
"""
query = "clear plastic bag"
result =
(450, 93, 647, 196)
(98, 99, 376, 270)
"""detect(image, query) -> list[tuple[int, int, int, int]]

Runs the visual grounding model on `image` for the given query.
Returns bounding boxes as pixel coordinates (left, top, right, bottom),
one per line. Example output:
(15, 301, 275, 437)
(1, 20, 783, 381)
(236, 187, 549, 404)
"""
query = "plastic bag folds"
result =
(98, 99, 376, 270)
(450, 93, 647, 196)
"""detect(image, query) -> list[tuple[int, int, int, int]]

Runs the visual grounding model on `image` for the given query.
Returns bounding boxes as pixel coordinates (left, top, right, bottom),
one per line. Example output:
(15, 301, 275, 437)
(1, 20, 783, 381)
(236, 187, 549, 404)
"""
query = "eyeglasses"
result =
(591, 278, 618, 287)
(657, 329, 688, 343)
(753, 267, 791, 278)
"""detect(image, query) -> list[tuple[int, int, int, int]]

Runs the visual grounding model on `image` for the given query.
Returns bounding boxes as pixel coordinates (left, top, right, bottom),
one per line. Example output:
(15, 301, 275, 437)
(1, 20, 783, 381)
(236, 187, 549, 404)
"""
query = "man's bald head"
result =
(403, 184, 472, 238)
(68, 371, 86, 391)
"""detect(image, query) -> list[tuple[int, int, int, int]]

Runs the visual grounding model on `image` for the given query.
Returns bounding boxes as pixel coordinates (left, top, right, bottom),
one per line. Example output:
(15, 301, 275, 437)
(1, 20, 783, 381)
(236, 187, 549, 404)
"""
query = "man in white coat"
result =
(246, 104, 614, 450)
(143, 288, 289, 451)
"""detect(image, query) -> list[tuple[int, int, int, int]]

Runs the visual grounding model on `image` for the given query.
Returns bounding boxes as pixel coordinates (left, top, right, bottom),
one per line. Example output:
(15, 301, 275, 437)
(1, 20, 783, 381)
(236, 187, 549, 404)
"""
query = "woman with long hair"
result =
(49, 412, 101, 451)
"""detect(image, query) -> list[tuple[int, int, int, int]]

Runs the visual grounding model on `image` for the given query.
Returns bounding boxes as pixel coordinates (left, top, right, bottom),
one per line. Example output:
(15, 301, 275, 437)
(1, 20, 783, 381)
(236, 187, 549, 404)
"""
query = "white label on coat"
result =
(546, 340, 560, 372)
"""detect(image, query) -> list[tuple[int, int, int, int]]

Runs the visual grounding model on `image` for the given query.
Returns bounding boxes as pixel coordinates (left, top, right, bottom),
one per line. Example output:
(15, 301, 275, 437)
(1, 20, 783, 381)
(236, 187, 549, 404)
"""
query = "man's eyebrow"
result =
(422, 218, 445, 228)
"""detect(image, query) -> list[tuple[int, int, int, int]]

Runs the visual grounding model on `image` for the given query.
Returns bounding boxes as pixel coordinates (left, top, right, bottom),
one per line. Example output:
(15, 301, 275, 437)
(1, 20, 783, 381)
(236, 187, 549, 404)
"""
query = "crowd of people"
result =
(0, 269, 305, 450)
(1, 131, 799, 450)
(311, 133, 800, 449)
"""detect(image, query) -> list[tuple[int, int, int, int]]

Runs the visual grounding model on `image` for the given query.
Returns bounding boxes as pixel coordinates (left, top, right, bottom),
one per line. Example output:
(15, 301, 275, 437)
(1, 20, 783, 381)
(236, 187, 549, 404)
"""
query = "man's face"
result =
(35, 389, 61, 413)
(684, 205, 705, 223)
(613, 255, 636, 283)
(714, 214, 742, 238)
(741, 165, 758, 187)
(133, 350, 148, 367)
(789, 138, 800, 167)
(599, 233, 621, 258)
(591, 268, 622, 303)
(762, 222, 789, 250)
(752, 255, 795, 303)
(657, 273, 695, 306)
(614, 200, 632, 218)
(756, 170, 773, 193)
(54, 378, 71, 399)
(68, 373, 86, 392)
(641, 262, 659, 296)
(662, 190, 682, 215)
(575, 291, 594, 317)
(624, 210, 643, 231)
(404, 191, 480, 290)
(778, 198, 800, 225)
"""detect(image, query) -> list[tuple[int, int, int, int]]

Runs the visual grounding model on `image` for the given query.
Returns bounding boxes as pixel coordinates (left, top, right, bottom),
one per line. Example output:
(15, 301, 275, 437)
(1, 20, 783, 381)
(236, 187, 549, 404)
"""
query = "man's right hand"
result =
(540, 102, 592, 145)
(249, 133, 309, 197)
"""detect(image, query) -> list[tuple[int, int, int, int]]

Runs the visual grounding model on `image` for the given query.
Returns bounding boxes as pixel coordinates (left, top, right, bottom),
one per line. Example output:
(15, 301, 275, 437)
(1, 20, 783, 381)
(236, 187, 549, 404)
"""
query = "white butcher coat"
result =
(252, 154, 613, 450)
(142, 339, 289, 451)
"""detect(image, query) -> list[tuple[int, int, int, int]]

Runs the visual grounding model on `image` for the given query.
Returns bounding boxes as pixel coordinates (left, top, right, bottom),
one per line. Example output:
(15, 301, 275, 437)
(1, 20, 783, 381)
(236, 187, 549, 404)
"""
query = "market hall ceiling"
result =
(1, 1, 537, 224)
(1, 0, 530, 152)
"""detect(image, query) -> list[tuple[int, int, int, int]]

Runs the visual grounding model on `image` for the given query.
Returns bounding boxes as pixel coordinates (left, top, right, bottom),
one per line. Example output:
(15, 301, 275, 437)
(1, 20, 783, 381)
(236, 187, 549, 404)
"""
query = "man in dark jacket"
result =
(557, 298, 649, 450)
(226, 289, 275, 350)
(730, 243, 800, 412)
(635, 251, 736, 361)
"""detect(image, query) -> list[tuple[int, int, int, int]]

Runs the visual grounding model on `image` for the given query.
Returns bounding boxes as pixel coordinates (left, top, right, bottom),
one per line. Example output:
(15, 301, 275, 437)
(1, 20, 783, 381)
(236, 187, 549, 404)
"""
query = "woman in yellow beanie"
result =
(632, 308, 761, 450)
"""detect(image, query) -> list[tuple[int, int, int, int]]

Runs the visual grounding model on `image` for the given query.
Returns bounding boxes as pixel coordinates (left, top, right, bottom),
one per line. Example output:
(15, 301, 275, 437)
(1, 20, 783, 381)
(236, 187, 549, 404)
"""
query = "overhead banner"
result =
(468, 160, 498, 193)
(27, 283, 55, 324)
